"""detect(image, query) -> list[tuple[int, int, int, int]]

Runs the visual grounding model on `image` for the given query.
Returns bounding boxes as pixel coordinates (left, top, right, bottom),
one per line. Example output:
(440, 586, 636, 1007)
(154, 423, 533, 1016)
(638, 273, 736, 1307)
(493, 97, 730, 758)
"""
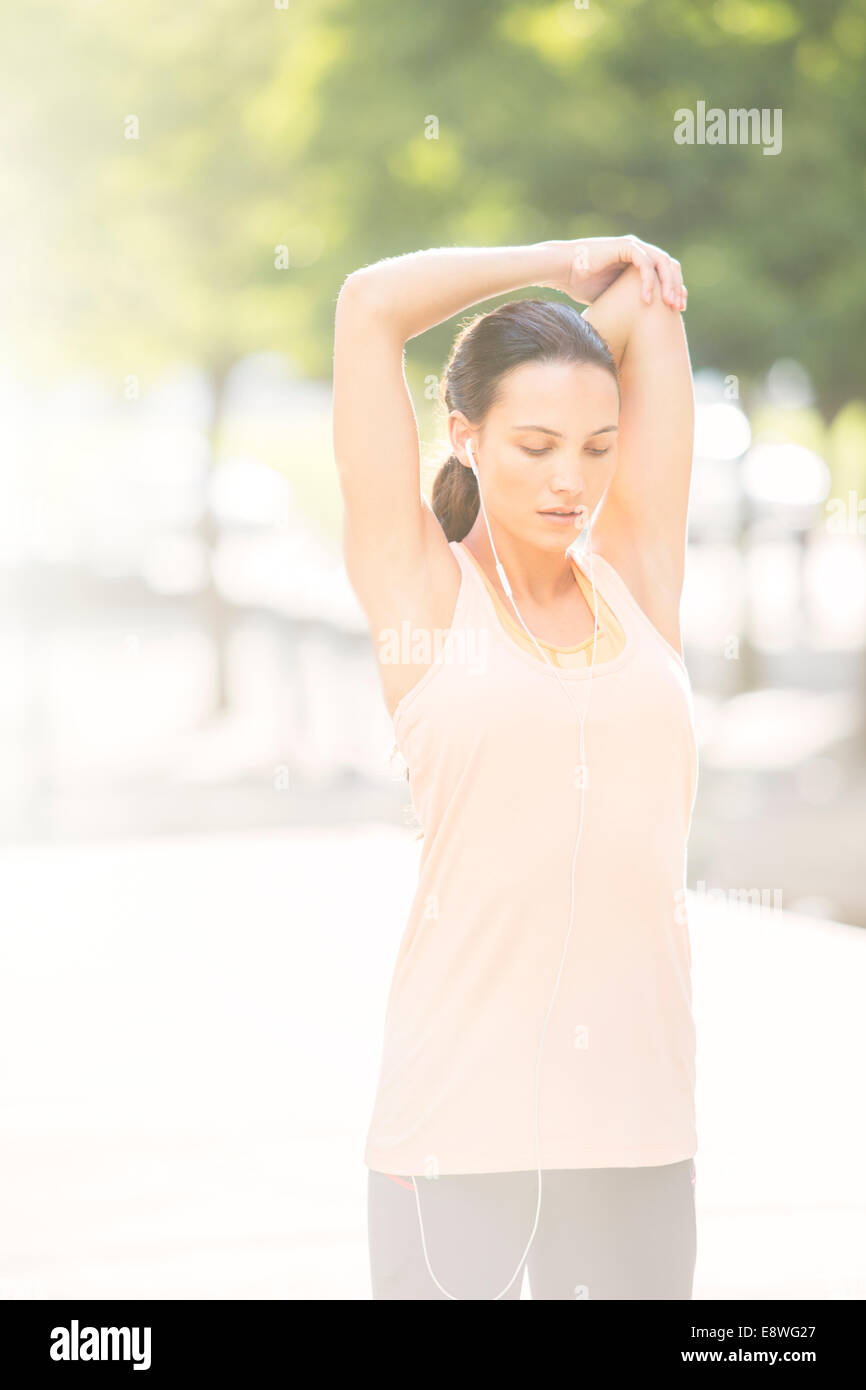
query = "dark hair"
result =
(430, 298, 619, 542)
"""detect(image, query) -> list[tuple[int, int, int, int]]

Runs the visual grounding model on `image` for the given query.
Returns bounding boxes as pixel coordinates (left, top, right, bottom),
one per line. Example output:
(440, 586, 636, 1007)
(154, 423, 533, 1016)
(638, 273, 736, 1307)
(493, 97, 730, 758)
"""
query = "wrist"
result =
(536, 239, 574, 293)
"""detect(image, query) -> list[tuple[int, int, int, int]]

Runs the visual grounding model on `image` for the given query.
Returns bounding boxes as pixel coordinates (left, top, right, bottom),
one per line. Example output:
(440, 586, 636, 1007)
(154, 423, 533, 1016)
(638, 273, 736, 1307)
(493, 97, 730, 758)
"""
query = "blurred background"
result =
(1, 0, 865, 1300)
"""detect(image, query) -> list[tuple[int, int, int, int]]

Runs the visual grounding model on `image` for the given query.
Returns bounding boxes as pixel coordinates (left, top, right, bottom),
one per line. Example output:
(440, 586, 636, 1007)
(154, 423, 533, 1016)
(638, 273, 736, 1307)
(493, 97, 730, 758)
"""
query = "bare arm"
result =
(339, 242, 570, 343)
(582, 260, 694, 596)
(332, 234, 689, 630)
(333, 240, 571, 621)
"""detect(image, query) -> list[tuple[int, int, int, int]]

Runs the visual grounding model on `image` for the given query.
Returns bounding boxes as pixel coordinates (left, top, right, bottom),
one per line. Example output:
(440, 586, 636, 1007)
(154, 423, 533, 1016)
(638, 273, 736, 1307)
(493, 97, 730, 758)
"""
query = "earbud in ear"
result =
(466, 440, 477, 475)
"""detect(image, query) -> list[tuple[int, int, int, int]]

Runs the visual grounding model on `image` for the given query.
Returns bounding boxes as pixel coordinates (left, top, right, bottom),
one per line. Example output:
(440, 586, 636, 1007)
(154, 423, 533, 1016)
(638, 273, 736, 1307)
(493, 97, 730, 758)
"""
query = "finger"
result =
(669, 257, 687, 311)
(653, 253, 681, 309)
(636, 241, 686, 309)
(620, 238, 656, 303)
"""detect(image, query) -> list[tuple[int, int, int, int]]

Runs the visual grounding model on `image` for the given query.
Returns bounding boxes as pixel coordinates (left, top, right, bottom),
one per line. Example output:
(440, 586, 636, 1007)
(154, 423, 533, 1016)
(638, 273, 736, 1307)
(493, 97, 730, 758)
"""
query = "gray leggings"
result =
(368, 1158, 696, 1300)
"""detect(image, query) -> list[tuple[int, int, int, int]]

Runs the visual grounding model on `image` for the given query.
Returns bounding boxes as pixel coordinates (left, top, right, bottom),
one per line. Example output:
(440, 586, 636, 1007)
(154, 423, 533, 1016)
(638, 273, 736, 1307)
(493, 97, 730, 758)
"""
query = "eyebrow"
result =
(511, 424, 619, 437)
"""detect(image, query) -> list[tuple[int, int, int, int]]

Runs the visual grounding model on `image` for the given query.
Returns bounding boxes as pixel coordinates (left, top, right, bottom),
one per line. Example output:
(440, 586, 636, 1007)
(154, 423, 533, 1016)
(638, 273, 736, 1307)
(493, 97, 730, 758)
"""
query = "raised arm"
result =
(332, 241, 569, 624)
(579, 245, 694, 597)
(332, 234, 690, 637)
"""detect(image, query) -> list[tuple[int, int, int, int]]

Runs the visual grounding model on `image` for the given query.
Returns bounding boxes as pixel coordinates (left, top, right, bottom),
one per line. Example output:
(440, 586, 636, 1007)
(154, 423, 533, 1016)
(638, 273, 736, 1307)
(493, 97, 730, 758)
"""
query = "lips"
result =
(539, 505, 590, 526)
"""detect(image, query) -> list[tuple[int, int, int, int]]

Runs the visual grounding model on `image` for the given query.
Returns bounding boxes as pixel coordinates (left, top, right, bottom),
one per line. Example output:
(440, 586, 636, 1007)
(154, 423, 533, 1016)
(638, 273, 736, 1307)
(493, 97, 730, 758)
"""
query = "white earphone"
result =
(410, 437, 600, 1299)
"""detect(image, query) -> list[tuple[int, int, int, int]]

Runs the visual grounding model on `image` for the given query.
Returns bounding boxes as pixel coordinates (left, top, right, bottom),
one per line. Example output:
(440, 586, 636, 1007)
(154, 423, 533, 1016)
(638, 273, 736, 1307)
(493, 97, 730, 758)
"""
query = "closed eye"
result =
(522, 444, 611, 458)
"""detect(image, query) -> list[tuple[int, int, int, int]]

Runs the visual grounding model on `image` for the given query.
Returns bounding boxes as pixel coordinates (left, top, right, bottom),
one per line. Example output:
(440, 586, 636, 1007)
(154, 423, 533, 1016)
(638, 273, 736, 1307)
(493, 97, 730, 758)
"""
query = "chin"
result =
(533, 517, 583, 543)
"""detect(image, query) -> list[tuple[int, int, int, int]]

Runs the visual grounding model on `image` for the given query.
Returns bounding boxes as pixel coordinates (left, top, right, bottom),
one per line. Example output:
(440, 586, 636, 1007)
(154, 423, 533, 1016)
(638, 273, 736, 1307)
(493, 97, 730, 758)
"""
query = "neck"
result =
(462, 518, 582, 606)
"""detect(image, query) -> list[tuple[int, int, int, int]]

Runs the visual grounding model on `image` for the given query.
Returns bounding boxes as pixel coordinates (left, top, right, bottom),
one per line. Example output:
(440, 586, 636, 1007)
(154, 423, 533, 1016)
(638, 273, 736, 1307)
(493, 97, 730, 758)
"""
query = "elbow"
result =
(336, 268, 390, 321)
(617, 262, 648, 306)
(623, 262, 687, 351)
(615, 262, 670, 315)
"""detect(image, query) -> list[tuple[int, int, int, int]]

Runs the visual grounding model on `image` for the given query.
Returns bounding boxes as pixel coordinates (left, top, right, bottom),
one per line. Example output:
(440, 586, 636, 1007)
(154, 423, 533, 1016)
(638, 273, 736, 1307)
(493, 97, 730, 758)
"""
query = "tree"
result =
(300, 0, 866, 417)
(2, 0, 335, 709)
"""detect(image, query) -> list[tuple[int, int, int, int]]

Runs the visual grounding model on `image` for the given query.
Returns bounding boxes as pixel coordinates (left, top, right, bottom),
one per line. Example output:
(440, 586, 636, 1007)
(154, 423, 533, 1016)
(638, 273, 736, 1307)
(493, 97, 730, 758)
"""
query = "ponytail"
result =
(430, 455, 479, 543)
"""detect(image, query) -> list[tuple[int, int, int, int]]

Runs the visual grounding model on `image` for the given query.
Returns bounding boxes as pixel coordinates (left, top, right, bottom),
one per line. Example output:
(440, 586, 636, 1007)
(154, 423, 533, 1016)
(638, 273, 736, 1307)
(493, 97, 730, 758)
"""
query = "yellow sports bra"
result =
(459, 541, 626, 669)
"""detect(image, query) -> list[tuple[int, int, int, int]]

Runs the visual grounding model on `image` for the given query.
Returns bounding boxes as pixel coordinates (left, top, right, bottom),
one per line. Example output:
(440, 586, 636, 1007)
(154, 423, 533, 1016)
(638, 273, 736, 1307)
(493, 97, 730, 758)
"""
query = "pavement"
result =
(0, 824, 863, 1300)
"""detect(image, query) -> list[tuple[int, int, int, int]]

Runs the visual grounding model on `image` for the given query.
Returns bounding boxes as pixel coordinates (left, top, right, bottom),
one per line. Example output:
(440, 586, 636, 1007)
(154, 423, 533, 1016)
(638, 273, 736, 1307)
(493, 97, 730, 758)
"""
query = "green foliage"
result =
(3, 0, 863, 421)
(304, 0, 866, 415)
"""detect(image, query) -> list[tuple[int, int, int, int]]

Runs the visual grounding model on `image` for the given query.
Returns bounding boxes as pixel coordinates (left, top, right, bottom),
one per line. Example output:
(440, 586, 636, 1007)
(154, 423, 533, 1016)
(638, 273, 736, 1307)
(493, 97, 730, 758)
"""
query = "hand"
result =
(549, 235, 687, 311)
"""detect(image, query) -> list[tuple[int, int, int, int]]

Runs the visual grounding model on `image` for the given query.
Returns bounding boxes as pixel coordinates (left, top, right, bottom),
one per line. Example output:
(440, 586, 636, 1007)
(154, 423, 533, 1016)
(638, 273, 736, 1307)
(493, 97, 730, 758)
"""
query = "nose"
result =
(547, 462, 587, 502)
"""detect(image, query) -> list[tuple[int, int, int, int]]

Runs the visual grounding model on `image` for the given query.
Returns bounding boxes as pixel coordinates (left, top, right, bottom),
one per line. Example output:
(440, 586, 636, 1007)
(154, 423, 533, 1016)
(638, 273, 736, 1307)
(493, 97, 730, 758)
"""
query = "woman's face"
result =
(456, 359, 620, 547)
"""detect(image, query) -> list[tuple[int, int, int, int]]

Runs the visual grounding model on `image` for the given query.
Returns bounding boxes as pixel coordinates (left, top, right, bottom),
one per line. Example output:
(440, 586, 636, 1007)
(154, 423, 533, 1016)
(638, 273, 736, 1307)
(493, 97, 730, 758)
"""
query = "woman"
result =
(332, 234, 698, 1300)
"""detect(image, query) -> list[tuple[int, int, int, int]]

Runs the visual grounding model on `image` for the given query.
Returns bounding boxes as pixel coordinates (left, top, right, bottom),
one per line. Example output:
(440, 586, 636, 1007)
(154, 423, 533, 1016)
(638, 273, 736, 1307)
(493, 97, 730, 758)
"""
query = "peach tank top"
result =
(365, 537, 699, 1176)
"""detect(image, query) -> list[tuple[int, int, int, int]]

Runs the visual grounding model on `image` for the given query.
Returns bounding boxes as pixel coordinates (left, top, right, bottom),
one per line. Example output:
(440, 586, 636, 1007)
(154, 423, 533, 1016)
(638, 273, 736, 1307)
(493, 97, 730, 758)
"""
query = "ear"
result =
(447, 410, 475, 468)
